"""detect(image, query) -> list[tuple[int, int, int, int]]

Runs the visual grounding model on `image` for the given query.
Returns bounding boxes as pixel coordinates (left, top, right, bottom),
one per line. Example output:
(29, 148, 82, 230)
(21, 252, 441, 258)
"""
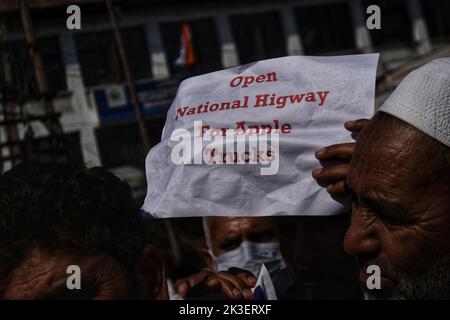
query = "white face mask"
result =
(210, 241, 286, 277)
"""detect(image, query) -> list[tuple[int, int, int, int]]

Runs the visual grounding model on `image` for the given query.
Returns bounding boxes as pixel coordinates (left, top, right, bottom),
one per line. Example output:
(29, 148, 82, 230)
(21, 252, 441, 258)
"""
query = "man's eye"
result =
(360, 195, 412, 226)
(375, 208, 413, 226)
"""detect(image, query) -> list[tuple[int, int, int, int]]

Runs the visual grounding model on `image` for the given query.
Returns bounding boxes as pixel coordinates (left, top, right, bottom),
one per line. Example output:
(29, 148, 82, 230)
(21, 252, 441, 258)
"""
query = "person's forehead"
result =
(208, 217, 273, 235)
(349, 116, 440, 191)
(3, 250, 76, 298)
(9, 249, 75, 280)
(3, 249, 123, 298)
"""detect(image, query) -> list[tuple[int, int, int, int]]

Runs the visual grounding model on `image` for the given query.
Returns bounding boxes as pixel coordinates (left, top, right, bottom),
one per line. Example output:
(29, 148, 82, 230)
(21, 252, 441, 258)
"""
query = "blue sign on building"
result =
(94, 77, 182, 123)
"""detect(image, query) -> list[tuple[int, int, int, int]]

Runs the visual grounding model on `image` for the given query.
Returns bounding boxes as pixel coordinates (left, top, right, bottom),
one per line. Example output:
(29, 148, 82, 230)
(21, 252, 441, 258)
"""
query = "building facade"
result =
(1, 0, 449, 172)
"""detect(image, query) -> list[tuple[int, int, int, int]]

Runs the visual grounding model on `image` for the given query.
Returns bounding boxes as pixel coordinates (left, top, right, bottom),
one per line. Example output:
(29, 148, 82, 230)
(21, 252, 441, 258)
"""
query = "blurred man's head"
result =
(344, 112, 450, 299)
(202, 217, 282, 276)
(0, 163, 167, 299)
(278, 214, 361, 299)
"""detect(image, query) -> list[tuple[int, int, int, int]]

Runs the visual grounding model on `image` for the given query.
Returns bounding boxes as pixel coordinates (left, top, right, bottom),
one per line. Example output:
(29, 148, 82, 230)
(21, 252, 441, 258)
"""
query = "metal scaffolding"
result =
(0, 0, 68, 173)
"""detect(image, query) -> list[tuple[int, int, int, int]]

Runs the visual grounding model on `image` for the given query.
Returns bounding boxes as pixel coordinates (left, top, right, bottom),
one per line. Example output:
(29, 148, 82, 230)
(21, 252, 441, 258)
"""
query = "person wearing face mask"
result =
(175, 216, 294, 299)
(202, 217, 284, 276)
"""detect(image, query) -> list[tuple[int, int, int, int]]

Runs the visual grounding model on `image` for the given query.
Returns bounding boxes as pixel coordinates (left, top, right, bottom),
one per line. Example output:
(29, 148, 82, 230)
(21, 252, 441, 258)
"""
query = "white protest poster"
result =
(142, 54, 379, 218)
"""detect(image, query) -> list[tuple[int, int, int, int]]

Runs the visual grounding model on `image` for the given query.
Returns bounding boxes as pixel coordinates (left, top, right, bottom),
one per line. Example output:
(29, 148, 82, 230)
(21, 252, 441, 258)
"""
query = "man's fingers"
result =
(217, 271, 252, 290)
(344, 118, 369, 132)
(326, 180, 346, 194)
(174, 280, 190, 297)
(227, 267, 257, 287)
(174, 269, 254, 299)
(215, 277, 245, 300)
(216, 271, 253, 299)
(185, 270, 211, 287)
(242, 287, 253, 300)
(174, 270, 211, 296)
(315, 119, 368, 162)
(315, 143, 355, 161)
(182, 277, 222, 298)
(312, 163, 349, 184)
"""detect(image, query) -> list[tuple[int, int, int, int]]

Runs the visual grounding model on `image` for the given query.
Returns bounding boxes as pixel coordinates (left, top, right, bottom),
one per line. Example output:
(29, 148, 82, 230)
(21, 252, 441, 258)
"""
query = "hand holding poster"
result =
(143, 54, 379, 218)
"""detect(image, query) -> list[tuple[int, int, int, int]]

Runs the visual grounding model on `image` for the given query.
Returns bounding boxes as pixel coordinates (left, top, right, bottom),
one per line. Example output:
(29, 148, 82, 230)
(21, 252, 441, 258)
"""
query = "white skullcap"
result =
(379, 58, 450, 147)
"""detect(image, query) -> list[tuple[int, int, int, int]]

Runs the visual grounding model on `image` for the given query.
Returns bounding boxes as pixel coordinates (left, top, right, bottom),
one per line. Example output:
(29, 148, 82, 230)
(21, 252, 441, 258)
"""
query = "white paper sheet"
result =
(142, 54, 379, 218)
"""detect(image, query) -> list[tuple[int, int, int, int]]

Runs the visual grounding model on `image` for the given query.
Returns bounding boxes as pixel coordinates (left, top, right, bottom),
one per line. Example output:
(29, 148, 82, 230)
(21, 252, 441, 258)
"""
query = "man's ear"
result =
(201, 246, 215, 271)
(136, 244, 168, 300)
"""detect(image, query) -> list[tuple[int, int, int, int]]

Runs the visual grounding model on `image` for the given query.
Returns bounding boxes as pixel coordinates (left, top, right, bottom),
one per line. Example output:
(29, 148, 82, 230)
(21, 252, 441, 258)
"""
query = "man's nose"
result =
(343, 209, 380, 257)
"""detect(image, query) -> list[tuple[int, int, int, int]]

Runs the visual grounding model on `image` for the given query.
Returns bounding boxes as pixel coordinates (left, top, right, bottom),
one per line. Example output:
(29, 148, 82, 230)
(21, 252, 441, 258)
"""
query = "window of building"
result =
(363, 0, 413, 47)
(74, 26, 152, 87)
(160, 18, 222, 76)
(421, 0, 450, 41)
(0, 36, 66, 99)
(230, 11, 287, 64)
(293, 3, 355, 54)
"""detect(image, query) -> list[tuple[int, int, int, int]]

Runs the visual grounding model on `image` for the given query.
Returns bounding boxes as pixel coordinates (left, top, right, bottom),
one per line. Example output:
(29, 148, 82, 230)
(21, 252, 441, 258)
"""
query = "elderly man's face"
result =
(344, 113, 450, 299)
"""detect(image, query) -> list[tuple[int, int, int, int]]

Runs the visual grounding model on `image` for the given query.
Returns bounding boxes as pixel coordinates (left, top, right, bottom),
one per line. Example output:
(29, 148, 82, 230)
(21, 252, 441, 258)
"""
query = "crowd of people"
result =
(0, 58, 449, 300)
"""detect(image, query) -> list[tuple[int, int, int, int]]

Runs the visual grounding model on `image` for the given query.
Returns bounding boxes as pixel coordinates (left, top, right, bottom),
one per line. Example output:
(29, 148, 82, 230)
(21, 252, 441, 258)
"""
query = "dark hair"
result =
(0, 163, 145, 280)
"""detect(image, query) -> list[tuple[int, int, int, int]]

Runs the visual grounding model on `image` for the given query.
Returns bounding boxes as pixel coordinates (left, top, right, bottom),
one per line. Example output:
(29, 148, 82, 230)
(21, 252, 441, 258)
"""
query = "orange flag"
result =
(175, 22, 196, 66)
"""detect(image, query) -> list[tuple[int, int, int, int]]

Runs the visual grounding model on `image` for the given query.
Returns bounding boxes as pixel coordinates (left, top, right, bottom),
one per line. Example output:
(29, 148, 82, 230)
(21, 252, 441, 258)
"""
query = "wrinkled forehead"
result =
(349, 114, 444, 191)
(2, 249, 125, 299)
(2, 250, 78, 298)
